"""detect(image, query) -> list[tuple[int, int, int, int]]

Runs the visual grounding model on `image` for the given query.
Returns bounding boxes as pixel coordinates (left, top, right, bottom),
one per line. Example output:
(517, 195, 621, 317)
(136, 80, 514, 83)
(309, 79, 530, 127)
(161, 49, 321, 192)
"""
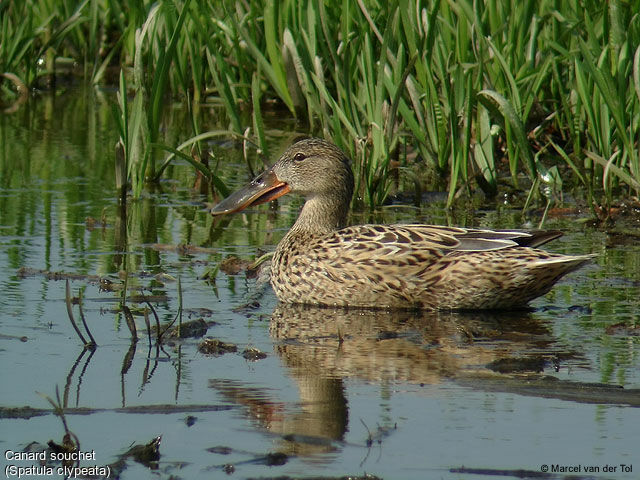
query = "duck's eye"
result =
(293, 152, 306, 162)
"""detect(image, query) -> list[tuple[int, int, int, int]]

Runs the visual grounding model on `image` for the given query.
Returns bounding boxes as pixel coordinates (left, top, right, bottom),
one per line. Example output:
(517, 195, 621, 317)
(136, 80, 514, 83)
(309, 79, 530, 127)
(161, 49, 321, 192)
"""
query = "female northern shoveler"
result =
(211, 138, 593, 310)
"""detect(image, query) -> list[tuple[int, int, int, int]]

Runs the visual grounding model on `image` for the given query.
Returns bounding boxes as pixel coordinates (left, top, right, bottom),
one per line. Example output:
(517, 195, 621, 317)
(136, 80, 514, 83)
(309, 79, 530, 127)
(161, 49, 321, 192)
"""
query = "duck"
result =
(211, 138, 594, 310)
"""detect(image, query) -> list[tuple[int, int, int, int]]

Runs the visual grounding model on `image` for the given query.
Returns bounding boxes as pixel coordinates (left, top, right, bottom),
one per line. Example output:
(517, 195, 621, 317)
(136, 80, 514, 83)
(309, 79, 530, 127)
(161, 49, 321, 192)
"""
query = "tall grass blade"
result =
(152, 143, 230, 196)
(478, 89, 536, 180)
(251, 69, 268, 157)
(586, 151, 640, 191)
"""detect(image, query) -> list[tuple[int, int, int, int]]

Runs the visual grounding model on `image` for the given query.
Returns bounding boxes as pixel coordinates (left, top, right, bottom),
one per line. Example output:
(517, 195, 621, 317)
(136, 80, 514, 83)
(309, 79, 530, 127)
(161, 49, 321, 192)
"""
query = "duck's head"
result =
(210, 138, 354, 217)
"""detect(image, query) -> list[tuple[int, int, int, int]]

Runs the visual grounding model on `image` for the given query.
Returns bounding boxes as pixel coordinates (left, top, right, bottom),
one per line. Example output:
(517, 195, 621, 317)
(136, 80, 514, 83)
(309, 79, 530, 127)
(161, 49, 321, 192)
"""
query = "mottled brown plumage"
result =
(211, 138, 594, 310)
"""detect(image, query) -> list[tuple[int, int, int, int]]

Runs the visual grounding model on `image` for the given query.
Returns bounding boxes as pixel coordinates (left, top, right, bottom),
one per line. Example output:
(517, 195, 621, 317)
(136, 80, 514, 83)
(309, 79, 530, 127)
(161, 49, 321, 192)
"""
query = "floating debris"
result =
(0, 333, 28, 342)
(232, 301, 262, 313)
(207, 446, 233, 455)
(123, 435, 162, 465)
(17, 267, 101, 283)
(219, 255, 253, 275)
(162, 318, 209, 339)
(198, 338, 237, 356)
(487, 356, 547, 373)
(47, 433, 77, 468)
(263, 452, 288, 466)
(210, 450, 289, 474)
(154, 272, 177, 283)
(242, 347, 267, 361)
(108, 435, 163, 477)
(219, 254, 269, 278)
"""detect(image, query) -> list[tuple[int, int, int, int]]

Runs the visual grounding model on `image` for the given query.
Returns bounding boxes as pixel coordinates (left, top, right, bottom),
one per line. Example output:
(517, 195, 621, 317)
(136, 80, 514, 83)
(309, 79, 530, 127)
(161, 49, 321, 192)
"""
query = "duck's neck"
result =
(293, 194, 349, 235)
(278, 194, 349, 253)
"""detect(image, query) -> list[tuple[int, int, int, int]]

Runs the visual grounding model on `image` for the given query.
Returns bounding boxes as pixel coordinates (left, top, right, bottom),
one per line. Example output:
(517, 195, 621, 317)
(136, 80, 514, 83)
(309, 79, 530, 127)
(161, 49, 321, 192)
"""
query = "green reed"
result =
(190, 0, 640, 208)
(111, 0, 197, 198)
(2, 0, 640, 209)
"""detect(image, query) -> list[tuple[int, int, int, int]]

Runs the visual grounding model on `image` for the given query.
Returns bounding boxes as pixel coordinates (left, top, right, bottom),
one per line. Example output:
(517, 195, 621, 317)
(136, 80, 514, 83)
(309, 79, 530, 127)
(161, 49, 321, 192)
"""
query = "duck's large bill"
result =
(211, 169, 291, 216)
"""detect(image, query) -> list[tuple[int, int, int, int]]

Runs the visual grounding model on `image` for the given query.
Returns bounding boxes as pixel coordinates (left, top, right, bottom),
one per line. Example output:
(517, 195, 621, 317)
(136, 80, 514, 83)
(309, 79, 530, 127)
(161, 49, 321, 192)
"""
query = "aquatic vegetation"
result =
(2, 0, 640, 208)
(112, 0, 195, 198)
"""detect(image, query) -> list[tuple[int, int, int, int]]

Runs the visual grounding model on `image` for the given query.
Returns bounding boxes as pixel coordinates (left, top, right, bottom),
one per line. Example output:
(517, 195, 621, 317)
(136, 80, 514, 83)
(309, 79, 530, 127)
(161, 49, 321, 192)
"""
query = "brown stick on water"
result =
(143, 296, 162, 343)
(143, 308, 152, 348)
(65, 280, 88, 346)
(77, 290, 97, 347)
(122, 305, 138, 342)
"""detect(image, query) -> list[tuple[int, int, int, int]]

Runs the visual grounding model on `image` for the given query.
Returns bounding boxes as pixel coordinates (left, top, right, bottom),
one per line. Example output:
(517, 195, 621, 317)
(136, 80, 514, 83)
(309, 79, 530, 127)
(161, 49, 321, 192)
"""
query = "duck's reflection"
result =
(270, 304, 556, 383)
(211, 304, 569, 457)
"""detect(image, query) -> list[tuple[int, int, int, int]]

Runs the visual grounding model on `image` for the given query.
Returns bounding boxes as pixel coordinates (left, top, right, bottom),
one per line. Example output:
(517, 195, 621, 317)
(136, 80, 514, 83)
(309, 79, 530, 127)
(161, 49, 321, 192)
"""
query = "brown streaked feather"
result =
(271, 224, 594, 310)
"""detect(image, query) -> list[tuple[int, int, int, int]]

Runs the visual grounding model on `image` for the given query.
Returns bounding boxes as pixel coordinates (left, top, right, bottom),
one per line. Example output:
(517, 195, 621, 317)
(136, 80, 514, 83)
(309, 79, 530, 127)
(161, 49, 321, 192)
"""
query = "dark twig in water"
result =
(143, 308, 152, 349)
(156, 278, 184, 343)
(77, 289, 97, 347)
(75, 348, 96, 407)
(175, 345, 183, 402)
(64, 348, 88, 408)
(359, 418, 373, 468)
(139, 344, 155, 396)
(121, 341, 137, 375)
(142, 296, 161, 343)
(360, 418, 373, 447)
(358, 419, 397, 467)
(122, 305, 138, 342)
(63, 347, 96, 409)
(65, 280, 88, 346)
(121, 340, 137, 407)
(141, 343, 168, 395)
(177, 276, 183, 336)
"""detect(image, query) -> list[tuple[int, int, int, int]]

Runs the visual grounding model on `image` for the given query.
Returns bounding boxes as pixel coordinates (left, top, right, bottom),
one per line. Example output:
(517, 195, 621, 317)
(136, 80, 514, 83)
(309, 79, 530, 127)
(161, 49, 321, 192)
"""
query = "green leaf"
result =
(478, 89, 536, 179)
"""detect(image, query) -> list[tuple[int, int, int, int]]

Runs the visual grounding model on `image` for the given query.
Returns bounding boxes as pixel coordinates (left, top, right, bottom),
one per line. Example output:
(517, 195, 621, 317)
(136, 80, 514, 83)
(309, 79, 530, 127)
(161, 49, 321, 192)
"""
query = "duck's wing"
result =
(294, 224, 532, 285)
(314, 224, 560, 255)
(302, 224, 589, 284)
(426, 226, 565, 250)
(283, 224, 591, 308)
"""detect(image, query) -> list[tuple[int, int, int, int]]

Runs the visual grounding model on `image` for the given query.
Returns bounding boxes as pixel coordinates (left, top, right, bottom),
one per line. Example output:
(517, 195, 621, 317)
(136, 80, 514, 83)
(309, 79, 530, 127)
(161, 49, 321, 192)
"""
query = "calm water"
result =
(1, 89, 639, 479)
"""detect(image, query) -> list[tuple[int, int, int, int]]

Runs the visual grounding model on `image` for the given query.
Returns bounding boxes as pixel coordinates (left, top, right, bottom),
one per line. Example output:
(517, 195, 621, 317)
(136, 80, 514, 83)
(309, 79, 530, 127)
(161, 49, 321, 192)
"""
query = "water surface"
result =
(1, 89, 639, 479)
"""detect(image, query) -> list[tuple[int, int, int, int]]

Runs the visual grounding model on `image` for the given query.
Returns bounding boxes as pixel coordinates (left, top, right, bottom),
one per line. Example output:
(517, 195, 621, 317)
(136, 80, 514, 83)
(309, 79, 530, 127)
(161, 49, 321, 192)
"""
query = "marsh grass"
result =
(2, 0, 640, 209)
